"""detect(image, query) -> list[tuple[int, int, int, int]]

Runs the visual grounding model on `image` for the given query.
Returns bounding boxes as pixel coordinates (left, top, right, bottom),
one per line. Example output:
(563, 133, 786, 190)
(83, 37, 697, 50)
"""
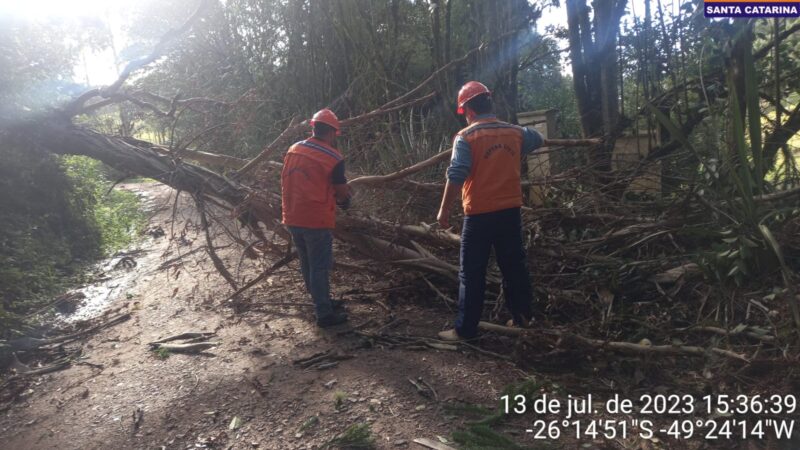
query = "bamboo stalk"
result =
(477, 322, 750, 362)
(348, 138, 600, 187)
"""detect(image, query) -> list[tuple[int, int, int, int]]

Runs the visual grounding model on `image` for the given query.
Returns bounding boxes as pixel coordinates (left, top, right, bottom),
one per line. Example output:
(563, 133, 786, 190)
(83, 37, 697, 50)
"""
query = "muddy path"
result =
(0, 181, 539, 450)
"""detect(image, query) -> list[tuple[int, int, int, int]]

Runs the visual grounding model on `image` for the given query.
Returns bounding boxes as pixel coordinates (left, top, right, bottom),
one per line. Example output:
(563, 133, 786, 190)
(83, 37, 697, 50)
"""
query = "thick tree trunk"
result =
(7, 117, 461, 284)
(13, 119, 249, 209)
(566, 0, 627, 173)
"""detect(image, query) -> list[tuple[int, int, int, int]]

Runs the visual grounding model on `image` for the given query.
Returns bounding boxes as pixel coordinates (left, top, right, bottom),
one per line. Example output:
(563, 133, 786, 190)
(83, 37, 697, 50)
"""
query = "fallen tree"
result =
(4, 8, 800, 376)
(10, 93, 797, 369)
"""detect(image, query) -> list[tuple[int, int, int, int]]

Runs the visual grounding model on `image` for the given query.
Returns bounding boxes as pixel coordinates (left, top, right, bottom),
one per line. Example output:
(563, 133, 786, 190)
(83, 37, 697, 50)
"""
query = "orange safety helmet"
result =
(310, 108, 341, 135)
(456, 81, 491, 115)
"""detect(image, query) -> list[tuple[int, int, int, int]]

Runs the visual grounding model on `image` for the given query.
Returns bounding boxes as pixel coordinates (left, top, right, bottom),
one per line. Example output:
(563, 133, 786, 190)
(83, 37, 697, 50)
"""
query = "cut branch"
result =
(477, 322, 750, 362)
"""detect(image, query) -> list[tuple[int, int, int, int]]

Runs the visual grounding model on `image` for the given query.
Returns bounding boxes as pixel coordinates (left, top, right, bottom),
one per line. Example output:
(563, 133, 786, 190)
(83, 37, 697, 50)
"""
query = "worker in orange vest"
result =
(281, 109, 351, 327)
(436, 81, 544, 341)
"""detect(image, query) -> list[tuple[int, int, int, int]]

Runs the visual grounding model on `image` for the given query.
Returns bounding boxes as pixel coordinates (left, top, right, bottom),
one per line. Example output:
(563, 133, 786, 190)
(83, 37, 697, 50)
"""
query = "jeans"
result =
(288, 226, 334, 319)
(455, 207, 533, 338)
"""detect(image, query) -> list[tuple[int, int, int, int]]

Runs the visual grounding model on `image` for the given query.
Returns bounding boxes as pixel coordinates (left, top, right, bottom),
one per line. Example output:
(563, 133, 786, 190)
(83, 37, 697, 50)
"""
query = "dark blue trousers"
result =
(288, 226, 334, 320)
(455, 207, 533, 338)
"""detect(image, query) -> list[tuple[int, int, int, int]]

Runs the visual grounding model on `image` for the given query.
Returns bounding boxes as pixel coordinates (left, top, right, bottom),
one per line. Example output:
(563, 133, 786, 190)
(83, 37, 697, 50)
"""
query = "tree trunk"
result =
(566, 0, 627, 173)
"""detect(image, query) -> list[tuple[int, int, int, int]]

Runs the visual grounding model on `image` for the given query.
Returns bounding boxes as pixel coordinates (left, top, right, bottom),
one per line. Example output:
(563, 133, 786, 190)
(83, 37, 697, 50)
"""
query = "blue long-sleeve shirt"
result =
(446, 114, 544, 184)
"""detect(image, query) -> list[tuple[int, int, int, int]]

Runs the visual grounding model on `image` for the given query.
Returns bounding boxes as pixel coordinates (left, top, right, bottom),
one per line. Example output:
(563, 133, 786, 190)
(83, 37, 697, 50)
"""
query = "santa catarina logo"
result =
(704, 0, 800, 17)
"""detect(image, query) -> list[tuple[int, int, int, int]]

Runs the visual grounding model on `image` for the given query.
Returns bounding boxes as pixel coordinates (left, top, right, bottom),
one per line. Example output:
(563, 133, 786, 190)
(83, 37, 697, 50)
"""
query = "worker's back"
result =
(281, 138, 343, 229)
(457, 117, 524, 216)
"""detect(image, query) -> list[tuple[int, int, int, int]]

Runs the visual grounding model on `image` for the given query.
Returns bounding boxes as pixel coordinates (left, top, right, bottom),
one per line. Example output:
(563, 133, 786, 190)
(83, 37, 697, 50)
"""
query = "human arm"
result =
(437, 180, 462, 229)
(332, 161, 352, 209)
(521, 127, 545, 157)
(437, 136, 470, 228)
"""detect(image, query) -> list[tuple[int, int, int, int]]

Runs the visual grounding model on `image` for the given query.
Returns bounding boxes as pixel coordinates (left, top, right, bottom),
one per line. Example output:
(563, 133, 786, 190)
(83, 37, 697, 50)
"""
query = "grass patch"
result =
(326, 423, 374, 449)
(443, 402, 496, 420)
(333, 390, 347, 410)
(299, 415, 319, 432)
(152, 347, 171, 359)
(452, 424, 533, 450)
(444, 377, 557, 450)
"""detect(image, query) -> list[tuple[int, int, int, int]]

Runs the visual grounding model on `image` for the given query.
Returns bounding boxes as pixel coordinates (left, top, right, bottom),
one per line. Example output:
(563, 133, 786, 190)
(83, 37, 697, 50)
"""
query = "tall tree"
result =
(566, 0, 627, 171)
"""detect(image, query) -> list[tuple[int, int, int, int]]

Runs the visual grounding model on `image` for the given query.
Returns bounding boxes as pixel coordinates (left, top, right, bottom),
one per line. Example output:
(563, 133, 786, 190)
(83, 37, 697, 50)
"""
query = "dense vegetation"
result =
(0, 151, 145, 331)
(0, 16, 144, 332)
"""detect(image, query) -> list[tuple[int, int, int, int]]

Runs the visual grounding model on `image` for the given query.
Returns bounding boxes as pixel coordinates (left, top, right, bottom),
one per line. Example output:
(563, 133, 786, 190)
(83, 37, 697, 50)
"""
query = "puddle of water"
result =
(61, 255, 142, 323)
(54, 183, 165, 324)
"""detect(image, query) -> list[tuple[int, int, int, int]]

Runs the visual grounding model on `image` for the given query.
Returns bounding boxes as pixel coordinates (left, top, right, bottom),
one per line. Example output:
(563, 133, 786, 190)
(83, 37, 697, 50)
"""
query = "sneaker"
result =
(317, 312, 348, 328)
(437, 329, 463, 342)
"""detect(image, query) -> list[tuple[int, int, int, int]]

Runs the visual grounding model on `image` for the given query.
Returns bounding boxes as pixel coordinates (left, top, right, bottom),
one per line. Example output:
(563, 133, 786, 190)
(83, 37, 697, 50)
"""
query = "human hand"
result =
(437, 208, 449, 229)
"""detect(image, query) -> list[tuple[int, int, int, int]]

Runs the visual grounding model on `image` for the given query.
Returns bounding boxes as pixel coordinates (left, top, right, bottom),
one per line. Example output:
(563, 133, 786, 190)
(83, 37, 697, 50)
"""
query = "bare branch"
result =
(62, 0, 212, 116)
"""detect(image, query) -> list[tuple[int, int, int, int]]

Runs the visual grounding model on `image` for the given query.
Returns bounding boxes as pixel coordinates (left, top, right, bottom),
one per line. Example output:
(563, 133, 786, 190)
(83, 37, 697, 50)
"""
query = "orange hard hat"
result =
(310, 108, 341, 135)
(456, 81, 491, 114)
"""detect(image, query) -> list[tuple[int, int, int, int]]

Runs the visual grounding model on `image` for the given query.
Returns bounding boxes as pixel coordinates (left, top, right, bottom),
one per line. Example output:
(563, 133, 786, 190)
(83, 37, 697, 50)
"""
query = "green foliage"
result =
(0, 9, 133, 334)
(518, 36, 581, 139)
(61, 156, 146, 254)
(326, 423, 374, 449)
(452, 424, 533, 450)
(644, 22, 797, 289)
(443, 402, 495, 419)
(152, 347, 171, 359)
(0, 146, 100, 314)
(701, 227, 778, 285)
(444, 378, 551, 450)
(0, 147, 144, 334)
(698, 25, 791, 287)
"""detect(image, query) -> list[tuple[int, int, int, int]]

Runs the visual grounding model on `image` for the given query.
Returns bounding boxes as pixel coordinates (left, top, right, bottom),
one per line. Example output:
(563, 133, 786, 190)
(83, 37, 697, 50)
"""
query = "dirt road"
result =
(0, 182, 530, 450)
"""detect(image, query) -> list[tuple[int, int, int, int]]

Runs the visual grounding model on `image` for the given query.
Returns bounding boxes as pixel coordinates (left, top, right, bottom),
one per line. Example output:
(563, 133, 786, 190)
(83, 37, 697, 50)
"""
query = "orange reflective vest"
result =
(458, 118, 525, 216)
(281, 138, 343, 229)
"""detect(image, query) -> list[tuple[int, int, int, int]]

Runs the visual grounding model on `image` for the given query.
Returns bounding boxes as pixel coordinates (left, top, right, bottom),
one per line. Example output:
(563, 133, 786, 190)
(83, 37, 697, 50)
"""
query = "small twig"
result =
(422, 277, 455, 311)
(677, 325, 776, 342)
(132, 407, 143, 432)
(373, 299, 391, 312)
(74, 360, 105, 370)
(225, 253, 295, 301)
(420, 378, 439, 401)
(150, 332, 216, 345)
(150, 342, 220, 354)
(293, 350, 353, 369)
(293, 351, 329, 366)
(375, 318, 408, 335)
